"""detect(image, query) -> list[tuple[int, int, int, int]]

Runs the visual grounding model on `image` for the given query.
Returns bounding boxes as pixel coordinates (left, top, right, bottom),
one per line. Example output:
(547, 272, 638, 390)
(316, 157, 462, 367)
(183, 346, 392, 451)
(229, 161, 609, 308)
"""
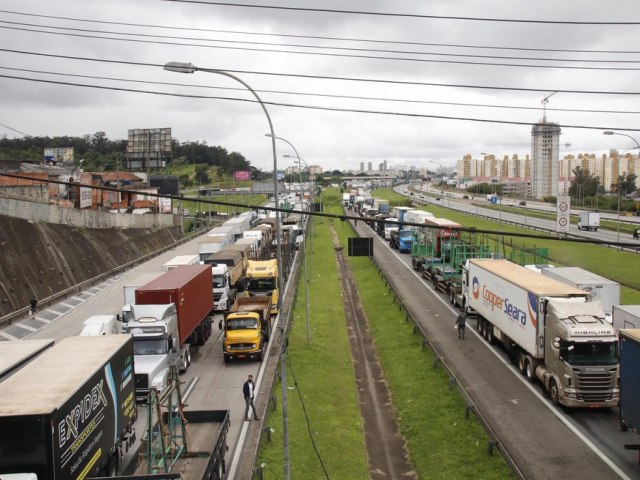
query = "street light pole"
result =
(603, 131, 640, 245)
(163, 61, 288, 479)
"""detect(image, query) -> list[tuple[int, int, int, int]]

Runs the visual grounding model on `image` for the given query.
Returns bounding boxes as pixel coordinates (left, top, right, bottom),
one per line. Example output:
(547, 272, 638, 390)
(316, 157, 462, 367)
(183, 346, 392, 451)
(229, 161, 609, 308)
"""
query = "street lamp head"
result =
(603, 131, 614, 136)
(164, 62, 197, 74)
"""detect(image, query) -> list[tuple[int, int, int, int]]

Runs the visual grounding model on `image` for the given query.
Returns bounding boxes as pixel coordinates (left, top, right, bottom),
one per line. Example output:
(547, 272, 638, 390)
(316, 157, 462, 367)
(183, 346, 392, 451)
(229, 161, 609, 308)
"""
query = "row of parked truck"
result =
(373, 186, 640, 464)
(0, 203, 307, 479)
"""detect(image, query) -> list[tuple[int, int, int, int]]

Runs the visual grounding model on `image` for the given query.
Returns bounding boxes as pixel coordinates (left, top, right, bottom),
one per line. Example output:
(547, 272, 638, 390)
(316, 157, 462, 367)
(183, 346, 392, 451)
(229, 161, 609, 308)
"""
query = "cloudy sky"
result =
(1, 0, 639, 173)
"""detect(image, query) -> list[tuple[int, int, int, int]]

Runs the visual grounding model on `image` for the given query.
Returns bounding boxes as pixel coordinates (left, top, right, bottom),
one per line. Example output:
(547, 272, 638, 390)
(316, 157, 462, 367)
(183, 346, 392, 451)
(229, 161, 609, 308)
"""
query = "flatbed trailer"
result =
(131, 410, 230, 480)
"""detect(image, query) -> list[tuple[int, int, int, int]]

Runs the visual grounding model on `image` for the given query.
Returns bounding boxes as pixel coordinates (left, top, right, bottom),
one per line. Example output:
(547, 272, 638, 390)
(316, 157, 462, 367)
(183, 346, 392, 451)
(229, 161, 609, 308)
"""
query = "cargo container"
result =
(126, 265, 214, 400)
(161, 254, 200, 272)
(541, 266, 619, 315)
(0, 339, 54, 382)
(463, 259, 618, 408)
(613, 305, 640, 330)
(198, 234, 230, 262)
(619, 329, 640, 455)
(0, 335, 136, 479)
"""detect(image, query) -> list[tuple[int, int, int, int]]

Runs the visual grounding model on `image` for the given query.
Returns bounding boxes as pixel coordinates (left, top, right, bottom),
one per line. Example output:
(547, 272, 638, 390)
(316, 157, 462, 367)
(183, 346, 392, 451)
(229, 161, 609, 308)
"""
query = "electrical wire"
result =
(0, 122, 28, 136)
(2, 23, 639, 72)
(3, 48, 640, 97)
(286, 350, 331, 480)
(3, 65, 638, 116)
(3, 8, 640, 55)
(2, 19, 639, 66)
(3, 72, 640, 133)
(162, 1, 640, 25)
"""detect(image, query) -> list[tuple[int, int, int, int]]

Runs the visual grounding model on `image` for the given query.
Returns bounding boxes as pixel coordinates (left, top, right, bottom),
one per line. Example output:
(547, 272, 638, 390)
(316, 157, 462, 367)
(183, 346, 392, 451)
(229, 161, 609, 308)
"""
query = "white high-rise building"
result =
(531, 122, 561, 198)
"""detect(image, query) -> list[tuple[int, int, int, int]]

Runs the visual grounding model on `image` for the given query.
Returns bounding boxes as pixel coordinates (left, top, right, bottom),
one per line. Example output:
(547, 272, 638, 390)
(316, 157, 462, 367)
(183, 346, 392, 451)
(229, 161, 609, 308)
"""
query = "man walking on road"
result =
(455, 311, 467, 339)
(29, 295, 38, 319)
(243, 374, 259, 421)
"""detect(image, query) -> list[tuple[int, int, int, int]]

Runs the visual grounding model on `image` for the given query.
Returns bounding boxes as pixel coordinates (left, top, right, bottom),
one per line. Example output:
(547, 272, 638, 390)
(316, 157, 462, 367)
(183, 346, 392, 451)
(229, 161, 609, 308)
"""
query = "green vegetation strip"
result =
(374, 188, 640, 304)
(259, 189, 513, 479)
(257, 213, 369, 478)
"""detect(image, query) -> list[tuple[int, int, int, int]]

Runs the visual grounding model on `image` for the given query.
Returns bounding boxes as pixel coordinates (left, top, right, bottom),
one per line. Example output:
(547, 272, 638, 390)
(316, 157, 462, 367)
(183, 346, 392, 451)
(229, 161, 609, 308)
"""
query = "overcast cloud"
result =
(1, 0, 639, 172)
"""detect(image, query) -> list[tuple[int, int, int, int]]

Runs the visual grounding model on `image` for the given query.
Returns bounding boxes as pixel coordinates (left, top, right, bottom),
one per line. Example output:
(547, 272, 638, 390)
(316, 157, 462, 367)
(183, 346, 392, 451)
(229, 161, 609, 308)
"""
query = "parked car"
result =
(519, 201, 527, 206)
(462, 195, 469, 199)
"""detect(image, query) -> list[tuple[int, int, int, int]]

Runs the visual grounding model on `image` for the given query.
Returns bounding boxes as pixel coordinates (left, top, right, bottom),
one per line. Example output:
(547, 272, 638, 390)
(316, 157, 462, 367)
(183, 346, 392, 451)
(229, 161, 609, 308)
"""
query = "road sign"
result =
(556, 195, 571, 233)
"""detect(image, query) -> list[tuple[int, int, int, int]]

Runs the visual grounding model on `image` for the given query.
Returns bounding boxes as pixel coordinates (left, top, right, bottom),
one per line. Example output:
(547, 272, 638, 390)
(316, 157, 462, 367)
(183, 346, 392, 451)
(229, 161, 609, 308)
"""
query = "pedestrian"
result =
(455, 311, 467, 339)
(29, 295, 38, 319)
(243, 374, 259, 421)
(633, 227, 639, 240)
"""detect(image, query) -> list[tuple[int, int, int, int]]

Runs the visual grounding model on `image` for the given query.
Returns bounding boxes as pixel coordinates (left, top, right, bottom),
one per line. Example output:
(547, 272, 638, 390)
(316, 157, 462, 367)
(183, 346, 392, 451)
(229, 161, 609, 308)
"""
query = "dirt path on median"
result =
(331, 226, 417, 479)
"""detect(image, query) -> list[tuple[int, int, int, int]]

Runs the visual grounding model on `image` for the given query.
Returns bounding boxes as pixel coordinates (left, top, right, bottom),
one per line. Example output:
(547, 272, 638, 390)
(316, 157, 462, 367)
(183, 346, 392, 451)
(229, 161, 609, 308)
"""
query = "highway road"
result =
(0, 231, 286, 479)
(395, 184, 640, 247)
(351, 212, 640, 480)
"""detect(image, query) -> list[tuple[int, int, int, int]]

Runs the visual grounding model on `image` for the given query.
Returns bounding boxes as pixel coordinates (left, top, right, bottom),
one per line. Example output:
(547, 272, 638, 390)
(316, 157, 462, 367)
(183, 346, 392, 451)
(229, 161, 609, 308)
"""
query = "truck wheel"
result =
(214, 457, 225, 479)
(223, 355, 230, 364)
(524, 358, 535, 383)
(549, 379, 560, 406)
(517, 353, 526, 374)
(105, 454, 119, 477)
(257, 348, 264, 362)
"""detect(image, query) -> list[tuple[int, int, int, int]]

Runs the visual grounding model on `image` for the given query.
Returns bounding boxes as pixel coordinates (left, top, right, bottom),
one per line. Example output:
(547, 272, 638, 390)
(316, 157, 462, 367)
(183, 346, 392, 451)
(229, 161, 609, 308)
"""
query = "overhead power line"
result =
(3, 48, 640, 96)
(3, 65, 639, 116)
(2, 72, 639, 133)
(0, 122, 28, 136)
(1, 19, 639, 67)
(162, 0, 640, 25)
(3, 8, 640, 55)
(2, 23, 639, 72)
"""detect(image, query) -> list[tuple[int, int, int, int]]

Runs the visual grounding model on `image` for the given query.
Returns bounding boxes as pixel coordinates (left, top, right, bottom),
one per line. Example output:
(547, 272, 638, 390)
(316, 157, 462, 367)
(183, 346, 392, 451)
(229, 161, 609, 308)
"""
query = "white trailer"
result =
(406, 210, 435, 225)
(162, 254, 200, 272)
(121, 271, 164, 324)
(198, 234, 229, 261)
(541, 266, 619, 315)
(0, 339, 54, 382)
(613, 305, 640, 330)
(464, 259, 619, 408)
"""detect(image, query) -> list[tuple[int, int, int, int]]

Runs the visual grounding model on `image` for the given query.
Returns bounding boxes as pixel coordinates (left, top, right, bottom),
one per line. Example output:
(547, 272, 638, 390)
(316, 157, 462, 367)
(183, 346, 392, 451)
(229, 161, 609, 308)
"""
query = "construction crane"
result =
(541, 91, 558, 123)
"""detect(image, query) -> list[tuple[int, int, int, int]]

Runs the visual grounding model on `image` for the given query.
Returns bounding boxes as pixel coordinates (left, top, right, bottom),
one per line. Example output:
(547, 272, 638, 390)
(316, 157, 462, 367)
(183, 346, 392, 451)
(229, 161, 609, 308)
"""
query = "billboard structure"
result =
(234, 170, 250, 181)
(126, 128, 172, 170)
(43, 147, 74, 165)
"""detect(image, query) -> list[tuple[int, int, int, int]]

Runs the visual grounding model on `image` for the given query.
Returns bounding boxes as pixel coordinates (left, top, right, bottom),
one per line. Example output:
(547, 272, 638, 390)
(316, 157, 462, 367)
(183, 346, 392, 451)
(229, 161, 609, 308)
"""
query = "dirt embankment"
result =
(0, 214, 182, 316)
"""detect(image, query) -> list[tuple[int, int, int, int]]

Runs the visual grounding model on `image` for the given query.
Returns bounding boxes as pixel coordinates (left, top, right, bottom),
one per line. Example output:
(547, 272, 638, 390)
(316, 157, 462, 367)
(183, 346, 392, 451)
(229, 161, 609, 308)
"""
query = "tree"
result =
(194, 163, 209, 184)
(569, 167, 599, 201)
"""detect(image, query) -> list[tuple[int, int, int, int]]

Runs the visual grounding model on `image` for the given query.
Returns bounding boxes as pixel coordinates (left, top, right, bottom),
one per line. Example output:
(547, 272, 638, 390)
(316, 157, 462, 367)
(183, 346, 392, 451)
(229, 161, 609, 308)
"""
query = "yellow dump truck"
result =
(222, 296, 272, 363)
(245, 259, 279, 315)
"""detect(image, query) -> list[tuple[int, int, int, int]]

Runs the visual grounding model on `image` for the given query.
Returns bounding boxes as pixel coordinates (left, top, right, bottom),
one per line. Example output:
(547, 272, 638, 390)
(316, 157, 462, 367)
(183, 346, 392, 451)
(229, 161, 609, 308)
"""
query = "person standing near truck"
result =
(243, 374, 259, 421)
(633, 227, 639, 240)
(455, 312, 467, 339)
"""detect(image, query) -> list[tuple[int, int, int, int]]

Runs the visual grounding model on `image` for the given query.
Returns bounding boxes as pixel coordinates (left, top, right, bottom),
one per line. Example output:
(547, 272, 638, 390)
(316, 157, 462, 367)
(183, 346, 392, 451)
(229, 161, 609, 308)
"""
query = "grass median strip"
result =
(258, 189, 514, 479)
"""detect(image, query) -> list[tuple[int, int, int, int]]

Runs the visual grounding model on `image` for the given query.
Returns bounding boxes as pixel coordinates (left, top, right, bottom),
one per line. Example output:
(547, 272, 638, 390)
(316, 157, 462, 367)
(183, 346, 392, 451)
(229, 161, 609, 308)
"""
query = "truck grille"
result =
(573, 367, 617, 403)
(229, 343, 254, 350)
(135, 373, 149, 390)
(214, 292, 223, 301)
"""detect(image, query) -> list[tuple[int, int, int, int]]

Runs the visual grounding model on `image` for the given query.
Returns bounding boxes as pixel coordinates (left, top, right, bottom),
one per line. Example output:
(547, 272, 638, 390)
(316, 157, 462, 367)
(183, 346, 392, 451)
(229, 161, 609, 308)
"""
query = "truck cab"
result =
(212, 263, 234, 311)
(246, 259, 279, 315)
(125, 304, 189, 401)
(390, 229, 413, 253)
(540, 299, 619, 407)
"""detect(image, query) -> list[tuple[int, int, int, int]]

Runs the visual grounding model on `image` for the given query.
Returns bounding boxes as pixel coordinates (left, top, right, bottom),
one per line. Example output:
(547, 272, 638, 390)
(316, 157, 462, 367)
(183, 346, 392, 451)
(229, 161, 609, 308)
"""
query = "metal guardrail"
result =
(0, 224, 215, 328)
(368, 255, 526, 480)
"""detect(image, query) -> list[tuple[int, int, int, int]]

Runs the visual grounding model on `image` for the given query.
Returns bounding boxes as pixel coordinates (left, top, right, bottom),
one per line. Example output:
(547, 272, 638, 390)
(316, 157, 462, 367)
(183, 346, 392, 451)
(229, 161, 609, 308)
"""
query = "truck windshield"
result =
(133, 339, 168, 355)
(213, 275, 226, 288)
(399, 231, 412, 238)
(247, 278, 275, 291)
(228, 318, 258, 330)
(561, 341, 618, 366)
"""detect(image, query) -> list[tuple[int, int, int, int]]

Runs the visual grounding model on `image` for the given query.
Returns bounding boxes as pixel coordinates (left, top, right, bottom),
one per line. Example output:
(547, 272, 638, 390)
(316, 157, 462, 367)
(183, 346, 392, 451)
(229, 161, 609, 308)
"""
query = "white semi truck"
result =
(463, 259, 619, 408)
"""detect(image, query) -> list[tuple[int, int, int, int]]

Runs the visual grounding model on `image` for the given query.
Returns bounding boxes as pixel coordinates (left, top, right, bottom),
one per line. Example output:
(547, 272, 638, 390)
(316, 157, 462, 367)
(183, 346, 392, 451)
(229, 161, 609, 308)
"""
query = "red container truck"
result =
(134, 264, 214, 347)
